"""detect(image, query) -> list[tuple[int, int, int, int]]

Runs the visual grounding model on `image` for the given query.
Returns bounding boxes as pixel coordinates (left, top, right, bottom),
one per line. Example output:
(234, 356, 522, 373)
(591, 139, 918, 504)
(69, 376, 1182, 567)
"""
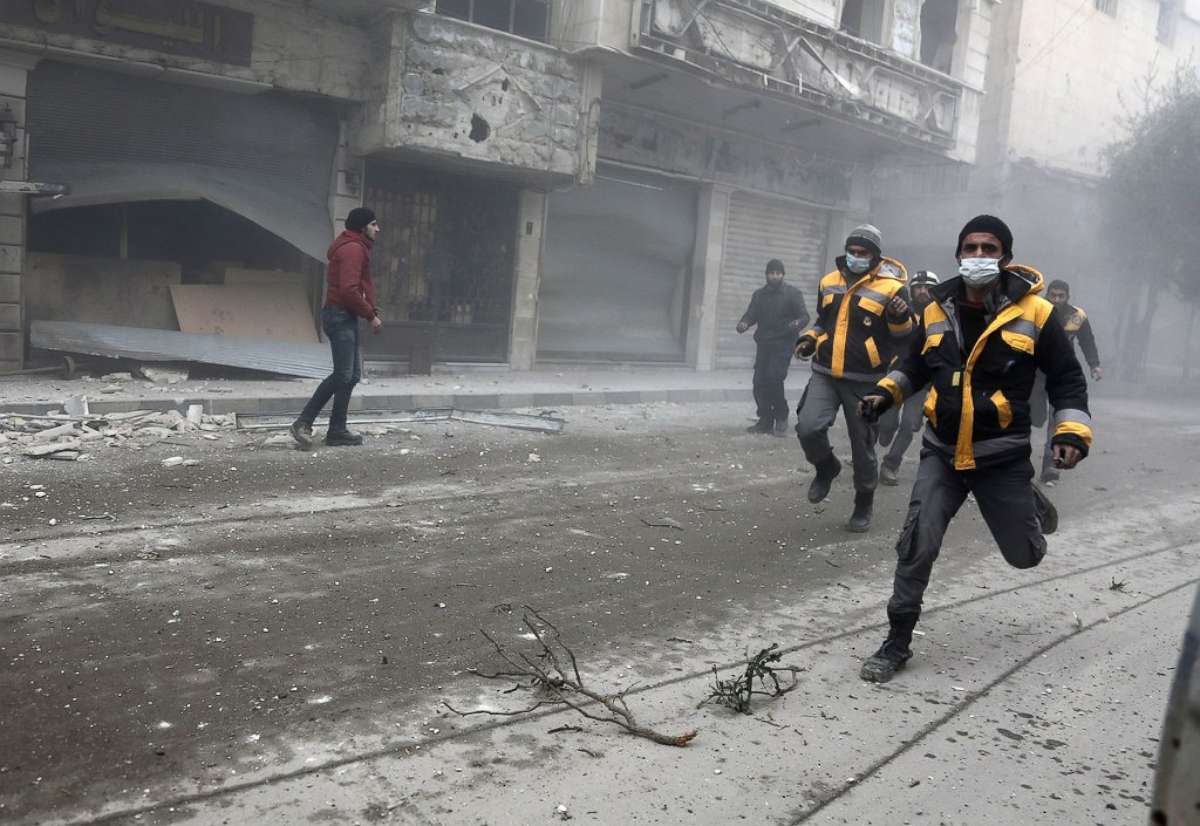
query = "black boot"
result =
(846, 490, 874, 532)
(325, 429, 364, 447)
(772, 417, 789, 438)
(860, 612, 917, 683)
(1033, 482, 1058, 535)
(807, 455, 842, 503)
(290, 419, 314, 449)
(746, 418, 773, 434)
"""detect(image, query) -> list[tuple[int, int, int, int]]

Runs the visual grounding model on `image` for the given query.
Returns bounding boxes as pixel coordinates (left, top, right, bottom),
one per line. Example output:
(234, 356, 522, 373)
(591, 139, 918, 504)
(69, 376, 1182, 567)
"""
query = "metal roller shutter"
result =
(27, 61, 338, 260)
(716, 192, 829, 368)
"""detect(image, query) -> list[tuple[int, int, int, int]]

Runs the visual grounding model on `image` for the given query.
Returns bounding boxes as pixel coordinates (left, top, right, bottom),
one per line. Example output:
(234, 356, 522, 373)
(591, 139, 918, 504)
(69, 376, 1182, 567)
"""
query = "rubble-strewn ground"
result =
(0, 393, 1196, 825)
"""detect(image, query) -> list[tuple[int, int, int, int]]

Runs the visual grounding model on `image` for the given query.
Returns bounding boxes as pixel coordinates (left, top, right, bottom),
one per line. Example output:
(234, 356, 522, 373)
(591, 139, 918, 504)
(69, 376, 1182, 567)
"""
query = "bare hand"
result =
(1090, 366, 1103, 381)
(857, 394, 890, 423)
(736, 321, 749, 334)
(1052, 443, 1083, 469)
(370, 315, 384, 334)
(886, 295, 910, 320)
(794, 337, 816, 359)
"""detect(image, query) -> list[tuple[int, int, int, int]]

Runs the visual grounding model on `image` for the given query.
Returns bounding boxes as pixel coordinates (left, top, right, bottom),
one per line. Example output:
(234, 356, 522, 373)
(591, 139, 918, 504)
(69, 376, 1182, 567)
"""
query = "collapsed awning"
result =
(30, 162, 334, 261)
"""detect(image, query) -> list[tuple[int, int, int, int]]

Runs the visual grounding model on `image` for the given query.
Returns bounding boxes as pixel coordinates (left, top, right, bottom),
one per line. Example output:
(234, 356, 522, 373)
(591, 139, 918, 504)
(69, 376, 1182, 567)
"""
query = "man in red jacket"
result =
(291, 207, 384, 448)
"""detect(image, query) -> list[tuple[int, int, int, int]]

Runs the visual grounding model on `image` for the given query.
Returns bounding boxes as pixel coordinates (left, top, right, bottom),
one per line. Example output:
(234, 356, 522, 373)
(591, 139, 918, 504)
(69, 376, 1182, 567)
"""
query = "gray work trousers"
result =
(888, 448, 1047, 619)
(882, 389, 928, 472)
(795, 370, 880, 493)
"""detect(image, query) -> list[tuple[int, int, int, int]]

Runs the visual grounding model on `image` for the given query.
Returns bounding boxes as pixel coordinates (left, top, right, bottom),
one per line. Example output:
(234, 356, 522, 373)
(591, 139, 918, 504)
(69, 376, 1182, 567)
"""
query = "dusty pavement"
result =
(0, 392, 1196, 825)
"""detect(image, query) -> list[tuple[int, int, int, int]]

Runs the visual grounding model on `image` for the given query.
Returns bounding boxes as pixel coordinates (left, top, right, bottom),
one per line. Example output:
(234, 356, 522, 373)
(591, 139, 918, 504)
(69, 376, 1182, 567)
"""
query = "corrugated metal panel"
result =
(32, 321, 333, 379)
(27, 61, 338, 259)
(716, 192, 829, 368)
(539, 166, 697, 362)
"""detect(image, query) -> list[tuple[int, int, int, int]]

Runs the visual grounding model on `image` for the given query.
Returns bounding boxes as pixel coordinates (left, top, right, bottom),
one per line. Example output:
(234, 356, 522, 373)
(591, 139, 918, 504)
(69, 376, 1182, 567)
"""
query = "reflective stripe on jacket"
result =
(877, 264, 1093, 471)
(799, 256, 912, 382)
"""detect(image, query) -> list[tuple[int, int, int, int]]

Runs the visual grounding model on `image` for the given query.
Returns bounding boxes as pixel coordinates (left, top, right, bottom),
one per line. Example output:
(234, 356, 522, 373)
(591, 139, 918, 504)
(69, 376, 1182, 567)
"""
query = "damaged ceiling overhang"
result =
(30, 162, 334, 261)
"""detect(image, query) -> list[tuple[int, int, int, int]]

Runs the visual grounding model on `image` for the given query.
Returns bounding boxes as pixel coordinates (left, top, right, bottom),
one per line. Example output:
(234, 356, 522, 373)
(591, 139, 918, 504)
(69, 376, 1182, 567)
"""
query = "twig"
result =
(701, 644, 804, 714)
(445, 606, 698, 747)
(548, 724, 583, 734)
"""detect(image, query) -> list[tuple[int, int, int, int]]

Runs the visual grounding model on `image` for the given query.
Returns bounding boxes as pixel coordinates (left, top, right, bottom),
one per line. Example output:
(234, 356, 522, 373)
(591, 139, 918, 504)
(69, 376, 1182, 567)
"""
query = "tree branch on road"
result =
(444, 606, 699, 747)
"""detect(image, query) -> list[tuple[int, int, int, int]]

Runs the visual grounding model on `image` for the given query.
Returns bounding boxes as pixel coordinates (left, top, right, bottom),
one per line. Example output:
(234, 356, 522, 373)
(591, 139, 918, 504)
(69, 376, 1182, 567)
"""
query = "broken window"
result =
(920, 0, 958, 73)
(1157, 0, 1179, 45)
(839, 0, 886, 44)
(435, 0, 549, 41)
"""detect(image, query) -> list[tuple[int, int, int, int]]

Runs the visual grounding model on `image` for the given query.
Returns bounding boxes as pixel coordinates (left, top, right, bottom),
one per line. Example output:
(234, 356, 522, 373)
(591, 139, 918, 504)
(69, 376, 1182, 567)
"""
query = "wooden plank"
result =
(24, 254, 181, 330)
(221, 268, 308, 287)
(170, 285, 318, 343)
(31, 321, 333, 379)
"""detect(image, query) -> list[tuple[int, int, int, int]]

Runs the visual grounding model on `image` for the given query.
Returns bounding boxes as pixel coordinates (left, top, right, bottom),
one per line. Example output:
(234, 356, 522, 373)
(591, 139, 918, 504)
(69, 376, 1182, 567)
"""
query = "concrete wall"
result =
(357, 13, 586, 180)
(0, 52, 31, 371)
(598, 104, 855, 208)
(0, 0, 372, 100)
(1001, 0, 1200, 177)
(509, 191, 548, 370)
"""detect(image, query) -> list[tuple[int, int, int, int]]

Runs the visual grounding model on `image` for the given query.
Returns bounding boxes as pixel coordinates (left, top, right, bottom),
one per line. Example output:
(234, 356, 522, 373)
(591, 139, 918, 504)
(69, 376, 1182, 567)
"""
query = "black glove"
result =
(857, 393, 892, 424)
(795, 336, 816, 359)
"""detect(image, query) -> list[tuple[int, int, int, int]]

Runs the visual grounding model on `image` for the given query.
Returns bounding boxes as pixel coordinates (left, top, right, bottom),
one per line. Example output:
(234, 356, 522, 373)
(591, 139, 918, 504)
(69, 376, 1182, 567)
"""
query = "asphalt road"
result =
(1, 393, 1196, 825)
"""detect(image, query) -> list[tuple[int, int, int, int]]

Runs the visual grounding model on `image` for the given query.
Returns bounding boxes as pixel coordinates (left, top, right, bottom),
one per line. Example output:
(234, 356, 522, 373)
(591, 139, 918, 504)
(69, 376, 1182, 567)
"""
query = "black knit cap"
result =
(345, 207, 377, 233)
(957, 214, 1013, 258)
(765, 258, 785, 275)
(1047, 279, 1070, 295)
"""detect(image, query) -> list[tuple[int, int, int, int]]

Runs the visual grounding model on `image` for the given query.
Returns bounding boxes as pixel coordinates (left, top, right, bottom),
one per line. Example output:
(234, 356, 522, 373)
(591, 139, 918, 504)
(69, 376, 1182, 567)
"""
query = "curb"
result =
(0, 387, 754, 418)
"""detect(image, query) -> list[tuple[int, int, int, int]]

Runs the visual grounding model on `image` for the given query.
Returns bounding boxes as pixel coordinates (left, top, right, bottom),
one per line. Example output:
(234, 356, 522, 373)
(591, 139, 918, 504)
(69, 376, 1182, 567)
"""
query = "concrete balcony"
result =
(354, 11, 591, 185)
(632, 0, 970, 157)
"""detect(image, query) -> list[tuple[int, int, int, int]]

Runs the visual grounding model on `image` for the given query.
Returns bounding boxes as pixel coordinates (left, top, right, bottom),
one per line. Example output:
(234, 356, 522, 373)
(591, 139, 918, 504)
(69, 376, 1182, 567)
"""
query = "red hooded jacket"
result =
(323, 230, 378, 320)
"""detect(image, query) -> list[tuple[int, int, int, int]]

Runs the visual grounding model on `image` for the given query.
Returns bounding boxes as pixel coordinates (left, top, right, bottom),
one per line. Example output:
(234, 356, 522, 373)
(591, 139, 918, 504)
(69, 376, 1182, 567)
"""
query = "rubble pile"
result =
(0, 408, 235, 464)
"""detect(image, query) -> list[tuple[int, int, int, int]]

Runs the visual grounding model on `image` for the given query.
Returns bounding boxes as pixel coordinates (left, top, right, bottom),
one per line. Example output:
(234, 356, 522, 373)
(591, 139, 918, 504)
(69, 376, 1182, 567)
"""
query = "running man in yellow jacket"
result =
(794, 224, 914, 532)
(856, 215, 1093, 683)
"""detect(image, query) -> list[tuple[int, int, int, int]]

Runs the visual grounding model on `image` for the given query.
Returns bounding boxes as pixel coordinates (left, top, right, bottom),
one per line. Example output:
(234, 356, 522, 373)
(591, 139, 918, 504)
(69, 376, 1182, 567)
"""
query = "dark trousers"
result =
(1028, 375, 1059, 480)
(888, 449, 1046, 622)
(882, 390, 928, 471)
(299, 306, 362, 432)
(795, 371, 880, 492)
(752, 342, 793, 424)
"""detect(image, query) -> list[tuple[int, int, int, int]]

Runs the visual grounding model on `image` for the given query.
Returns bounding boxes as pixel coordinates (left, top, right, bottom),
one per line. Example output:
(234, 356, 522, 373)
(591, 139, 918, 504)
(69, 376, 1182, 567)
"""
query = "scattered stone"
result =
(161, 456, 186, 468)
(136, 365, 188, 385)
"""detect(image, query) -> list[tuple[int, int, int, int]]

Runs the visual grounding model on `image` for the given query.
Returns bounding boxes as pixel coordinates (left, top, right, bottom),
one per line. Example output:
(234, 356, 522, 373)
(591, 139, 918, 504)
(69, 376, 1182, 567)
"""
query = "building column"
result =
(508, 189, 547, 370)
(0, 52, 34, 372)
(686, 183, 732, 371)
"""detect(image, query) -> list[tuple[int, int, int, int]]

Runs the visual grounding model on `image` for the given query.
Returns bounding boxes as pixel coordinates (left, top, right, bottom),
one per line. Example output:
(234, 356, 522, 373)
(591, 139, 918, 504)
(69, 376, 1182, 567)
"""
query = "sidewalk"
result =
(0, 365, 812, 418)
(0, 361, 1167, 419)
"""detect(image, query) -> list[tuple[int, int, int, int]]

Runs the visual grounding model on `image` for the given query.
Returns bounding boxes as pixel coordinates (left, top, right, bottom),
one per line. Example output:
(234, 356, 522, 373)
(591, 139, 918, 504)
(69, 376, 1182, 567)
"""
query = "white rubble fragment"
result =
(161, 456, 185, 468)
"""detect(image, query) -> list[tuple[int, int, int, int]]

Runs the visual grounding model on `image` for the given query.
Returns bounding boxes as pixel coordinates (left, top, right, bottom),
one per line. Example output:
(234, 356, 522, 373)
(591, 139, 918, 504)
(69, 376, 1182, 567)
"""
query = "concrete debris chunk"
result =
(23, 439, 83, 458)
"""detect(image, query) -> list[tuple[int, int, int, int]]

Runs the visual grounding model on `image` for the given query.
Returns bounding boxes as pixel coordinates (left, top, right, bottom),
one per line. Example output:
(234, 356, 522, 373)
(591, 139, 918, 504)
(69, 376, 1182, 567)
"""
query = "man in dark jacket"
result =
(1038, 279, 1102, 484)
(878, 270, 940, 485)
(794, 225, 914, 532)
(737, 259, 810, 436)
(856, 215, 1093, 683)
(291, 207, 384, 448)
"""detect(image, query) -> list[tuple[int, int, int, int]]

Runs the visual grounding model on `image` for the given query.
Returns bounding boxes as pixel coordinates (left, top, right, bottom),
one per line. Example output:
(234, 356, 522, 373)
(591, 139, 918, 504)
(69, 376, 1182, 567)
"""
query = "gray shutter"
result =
(716, 192, 829, 368)
(27, 61, 338, 260)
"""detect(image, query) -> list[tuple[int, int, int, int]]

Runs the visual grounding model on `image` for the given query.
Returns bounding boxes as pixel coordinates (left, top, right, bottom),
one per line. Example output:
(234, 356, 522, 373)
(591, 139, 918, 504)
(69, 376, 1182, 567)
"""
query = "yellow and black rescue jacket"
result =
(1058, 303, 1101, 369)
(798, 256, 913, 382)
(877, 265, 1093, 471)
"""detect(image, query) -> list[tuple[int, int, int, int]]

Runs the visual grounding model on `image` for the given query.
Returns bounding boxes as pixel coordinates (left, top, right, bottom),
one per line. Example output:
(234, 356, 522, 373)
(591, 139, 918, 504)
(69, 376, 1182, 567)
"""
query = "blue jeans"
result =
(298, 306, 362, 432)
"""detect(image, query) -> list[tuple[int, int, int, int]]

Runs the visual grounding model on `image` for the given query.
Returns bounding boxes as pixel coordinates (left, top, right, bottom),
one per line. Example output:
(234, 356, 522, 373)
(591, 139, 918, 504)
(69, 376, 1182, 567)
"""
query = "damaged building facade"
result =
(0, 0, 991, 373)
(872, 0, 1200, 371)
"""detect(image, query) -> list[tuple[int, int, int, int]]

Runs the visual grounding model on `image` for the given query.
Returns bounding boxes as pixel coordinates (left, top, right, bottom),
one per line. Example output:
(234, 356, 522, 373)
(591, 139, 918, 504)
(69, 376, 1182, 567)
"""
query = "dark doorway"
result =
(364, 162, 517, 364)
(920, 0, 959, 73)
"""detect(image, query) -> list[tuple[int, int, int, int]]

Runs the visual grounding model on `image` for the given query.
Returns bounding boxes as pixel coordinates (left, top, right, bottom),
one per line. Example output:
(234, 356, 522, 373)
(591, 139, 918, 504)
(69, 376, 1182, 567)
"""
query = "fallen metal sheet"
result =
(31, 321, 333, 379)
(235, 408, 565, 434)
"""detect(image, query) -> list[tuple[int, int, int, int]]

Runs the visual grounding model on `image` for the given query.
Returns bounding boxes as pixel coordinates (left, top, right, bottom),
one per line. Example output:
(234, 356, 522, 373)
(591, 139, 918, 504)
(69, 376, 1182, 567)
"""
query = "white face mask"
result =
(845, 253, 873, 275)
(958, 257, 1001, 288)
